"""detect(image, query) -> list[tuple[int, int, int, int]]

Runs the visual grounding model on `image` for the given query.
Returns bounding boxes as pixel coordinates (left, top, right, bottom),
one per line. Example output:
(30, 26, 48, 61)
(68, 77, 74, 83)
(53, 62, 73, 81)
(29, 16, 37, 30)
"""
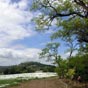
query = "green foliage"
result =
(39, 42, 60, 62)
(55, 57, 68, 78)
(0, 78, 24, 88)
(31, 0, 88, 82)
(78, 44, 88, 54)
(31, 0, 88, 60)
(66, 68, 75, 78)
(68, 54, 88, 81)
(31, 0, 88, 46)
(0, 62, 55, 74)
(55, 54, 88, 81)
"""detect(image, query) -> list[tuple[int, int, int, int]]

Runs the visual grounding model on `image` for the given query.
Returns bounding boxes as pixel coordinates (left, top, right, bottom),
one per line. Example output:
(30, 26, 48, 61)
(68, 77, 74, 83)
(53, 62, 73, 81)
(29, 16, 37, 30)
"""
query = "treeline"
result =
(0, 62, 55, 74)
(56, 54, 88, 82)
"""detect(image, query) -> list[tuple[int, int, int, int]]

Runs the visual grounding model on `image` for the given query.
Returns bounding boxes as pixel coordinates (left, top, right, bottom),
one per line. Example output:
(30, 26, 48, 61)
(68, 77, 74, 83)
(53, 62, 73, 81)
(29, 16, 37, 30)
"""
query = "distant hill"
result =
(0, 62, 55, 74)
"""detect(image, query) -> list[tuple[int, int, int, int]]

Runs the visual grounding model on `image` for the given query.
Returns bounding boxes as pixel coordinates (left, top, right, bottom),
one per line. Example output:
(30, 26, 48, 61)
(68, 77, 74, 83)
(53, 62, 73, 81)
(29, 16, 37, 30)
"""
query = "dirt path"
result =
(10, 78, 68, 88)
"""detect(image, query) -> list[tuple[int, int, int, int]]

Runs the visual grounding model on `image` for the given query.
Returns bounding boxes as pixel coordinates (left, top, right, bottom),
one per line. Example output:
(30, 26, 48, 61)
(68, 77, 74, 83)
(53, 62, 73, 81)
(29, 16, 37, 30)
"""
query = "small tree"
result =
(39, 42, 60, 63)
(39, 42, 68, 78)
(55, 57, 68, 78)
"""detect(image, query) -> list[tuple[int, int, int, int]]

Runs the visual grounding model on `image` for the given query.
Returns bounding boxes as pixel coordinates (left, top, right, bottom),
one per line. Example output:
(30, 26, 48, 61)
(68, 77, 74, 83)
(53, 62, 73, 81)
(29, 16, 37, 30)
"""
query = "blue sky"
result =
(0, 0, 74, 66)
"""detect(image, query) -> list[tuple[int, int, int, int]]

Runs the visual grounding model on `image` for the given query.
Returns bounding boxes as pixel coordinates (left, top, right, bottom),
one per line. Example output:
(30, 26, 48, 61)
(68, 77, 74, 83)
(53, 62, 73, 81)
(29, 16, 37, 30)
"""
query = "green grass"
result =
(0, 77, 40, 88)
(0, 77, 58, 88)
(0, 78, 27, 88)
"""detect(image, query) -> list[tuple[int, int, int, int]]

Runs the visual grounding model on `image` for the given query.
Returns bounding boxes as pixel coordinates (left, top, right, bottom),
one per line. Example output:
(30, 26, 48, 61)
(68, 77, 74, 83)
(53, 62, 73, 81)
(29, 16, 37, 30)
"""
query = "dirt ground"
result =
(10, 78, 68, 88)
(10, 77, 88, 88)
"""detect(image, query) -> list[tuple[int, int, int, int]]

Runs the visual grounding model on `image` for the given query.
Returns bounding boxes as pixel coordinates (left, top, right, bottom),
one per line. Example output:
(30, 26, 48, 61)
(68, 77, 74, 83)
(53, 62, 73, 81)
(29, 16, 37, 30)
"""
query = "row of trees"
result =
(0, 62, 55, 74)
(31, 0, 88, 82)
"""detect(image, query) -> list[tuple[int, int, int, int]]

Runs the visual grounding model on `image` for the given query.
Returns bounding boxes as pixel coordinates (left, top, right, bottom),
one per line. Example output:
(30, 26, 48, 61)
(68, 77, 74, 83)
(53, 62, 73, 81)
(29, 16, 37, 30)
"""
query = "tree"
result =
(31, 0, 88, 81)
(65, 37, 77, 58)
(31, 0, 88, 47)
(68, 54, 88, 81)
(40, 42, 68, 78)
(78, 43, 88, 54)
(55, 57, 68, 78)
(39, 42, 60, 63)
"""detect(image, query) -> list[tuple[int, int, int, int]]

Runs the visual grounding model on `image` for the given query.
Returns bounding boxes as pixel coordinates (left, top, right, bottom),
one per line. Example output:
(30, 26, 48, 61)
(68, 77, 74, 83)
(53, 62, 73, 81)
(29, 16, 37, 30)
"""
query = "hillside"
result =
(0, 62, 55, 74)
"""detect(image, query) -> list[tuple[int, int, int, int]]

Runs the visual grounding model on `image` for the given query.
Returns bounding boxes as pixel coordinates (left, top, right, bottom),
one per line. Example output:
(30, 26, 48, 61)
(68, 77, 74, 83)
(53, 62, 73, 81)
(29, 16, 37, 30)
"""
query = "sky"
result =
(0, 0, 75, 66)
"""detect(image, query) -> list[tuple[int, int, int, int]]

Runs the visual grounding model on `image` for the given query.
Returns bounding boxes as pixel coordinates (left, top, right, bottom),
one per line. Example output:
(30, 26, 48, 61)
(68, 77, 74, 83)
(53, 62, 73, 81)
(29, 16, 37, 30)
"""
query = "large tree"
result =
(31, 0, 88, 46)
(31, 1, 88, 81)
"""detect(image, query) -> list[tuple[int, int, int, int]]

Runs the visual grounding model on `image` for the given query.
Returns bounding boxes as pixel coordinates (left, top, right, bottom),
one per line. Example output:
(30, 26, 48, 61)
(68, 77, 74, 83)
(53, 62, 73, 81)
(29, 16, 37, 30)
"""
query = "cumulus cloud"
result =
(0, 0, 53, 66)
(0, 47, 53, 66)
(18, 0, 28, 10)
(0, 48, 42, 66)
(0, 0, 34, 47)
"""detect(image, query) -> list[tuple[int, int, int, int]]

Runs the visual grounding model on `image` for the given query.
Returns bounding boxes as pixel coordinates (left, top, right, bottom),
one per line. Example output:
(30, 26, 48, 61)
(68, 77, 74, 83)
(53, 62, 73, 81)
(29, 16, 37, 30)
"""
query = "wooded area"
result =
(31, 0, 88, 82)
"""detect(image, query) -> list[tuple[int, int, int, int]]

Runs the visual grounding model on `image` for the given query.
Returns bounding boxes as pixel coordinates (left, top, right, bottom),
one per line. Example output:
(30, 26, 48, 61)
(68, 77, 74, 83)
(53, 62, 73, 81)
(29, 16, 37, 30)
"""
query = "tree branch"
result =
(74, 0, 88, 11)
(51, 12, 86, 20)
(39, 0, 88, 18)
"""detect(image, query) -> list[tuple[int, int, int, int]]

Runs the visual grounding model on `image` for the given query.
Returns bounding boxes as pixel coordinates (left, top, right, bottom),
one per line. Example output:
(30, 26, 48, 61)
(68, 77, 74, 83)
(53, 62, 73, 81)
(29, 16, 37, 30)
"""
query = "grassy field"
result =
(0, 78, 25, 88)
(0, 77, 42, 88)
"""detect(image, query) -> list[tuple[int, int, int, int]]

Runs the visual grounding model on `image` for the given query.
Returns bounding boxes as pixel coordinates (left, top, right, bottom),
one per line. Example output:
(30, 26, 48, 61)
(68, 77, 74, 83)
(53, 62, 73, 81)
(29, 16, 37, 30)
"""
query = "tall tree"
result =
(39, 42, 68, 78)
(31, 0, 88, 46)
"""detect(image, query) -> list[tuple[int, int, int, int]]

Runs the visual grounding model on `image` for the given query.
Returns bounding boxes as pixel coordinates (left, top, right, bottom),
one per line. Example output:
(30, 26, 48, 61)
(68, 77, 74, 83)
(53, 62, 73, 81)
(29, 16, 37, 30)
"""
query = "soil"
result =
(10, 77, 88, 88)
(10, 77, 69, 88)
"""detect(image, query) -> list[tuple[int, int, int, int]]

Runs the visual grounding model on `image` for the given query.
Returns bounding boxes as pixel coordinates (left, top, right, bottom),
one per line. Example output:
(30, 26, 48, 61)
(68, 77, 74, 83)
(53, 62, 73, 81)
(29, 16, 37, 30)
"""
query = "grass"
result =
(0, 77, 46, 88)
(0, 78, 30, 88)
(0, 76, 57, 88)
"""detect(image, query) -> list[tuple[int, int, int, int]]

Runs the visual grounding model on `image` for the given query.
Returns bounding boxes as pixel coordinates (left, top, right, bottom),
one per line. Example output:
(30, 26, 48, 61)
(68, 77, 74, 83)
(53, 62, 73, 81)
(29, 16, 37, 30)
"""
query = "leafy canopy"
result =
(31, 0, 88, 44)
(39, 42, 60, 62)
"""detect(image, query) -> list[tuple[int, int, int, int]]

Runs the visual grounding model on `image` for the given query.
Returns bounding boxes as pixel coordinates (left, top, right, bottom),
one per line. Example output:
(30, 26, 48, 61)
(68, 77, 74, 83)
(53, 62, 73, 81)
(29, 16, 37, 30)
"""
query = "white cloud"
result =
(61, 51, 78, 59)
(0, 48, 42, 66)
(0, 0, 34, 47)
(18, 0, 28, 10)
(0, 47, 53, 66)
(0, 1, 54, 66)
(45, 30, 54, 34)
